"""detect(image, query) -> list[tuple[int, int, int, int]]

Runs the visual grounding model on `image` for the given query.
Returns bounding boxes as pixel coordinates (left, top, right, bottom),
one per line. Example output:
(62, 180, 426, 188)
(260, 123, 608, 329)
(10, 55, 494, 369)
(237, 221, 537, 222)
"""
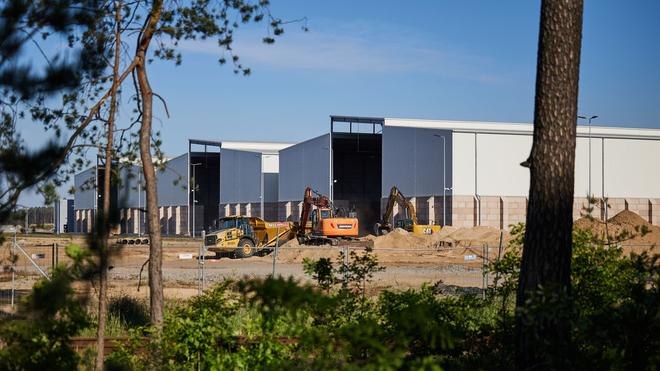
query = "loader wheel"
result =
(235, 238, 256, 258)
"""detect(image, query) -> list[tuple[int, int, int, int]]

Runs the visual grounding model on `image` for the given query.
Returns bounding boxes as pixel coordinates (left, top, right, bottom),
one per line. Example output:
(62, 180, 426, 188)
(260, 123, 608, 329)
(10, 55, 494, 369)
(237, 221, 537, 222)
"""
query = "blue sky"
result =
(17, 0, 660, 205)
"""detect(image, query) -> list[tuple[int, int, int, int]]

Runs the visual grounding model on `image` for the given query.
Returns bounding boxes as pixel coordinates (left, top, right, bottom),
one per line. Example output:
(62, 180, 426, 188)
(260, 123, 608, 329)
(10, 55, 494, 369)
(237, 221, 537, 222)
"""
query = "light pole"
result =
(433, 134, 448, 226)
(191, 162, 202, 237)
(578, 115, 598, 197)
(260, 155, 267, 219)
(137, 169, 142, 236)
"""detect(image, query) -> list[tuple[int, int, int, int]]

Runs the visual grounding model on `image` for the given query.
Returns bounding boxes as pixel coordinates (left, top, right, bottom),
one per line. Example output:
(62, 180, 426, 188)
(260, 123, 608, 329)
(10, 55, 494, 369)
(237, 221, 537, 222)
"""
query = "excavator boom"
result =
(380, 186, 417, 228)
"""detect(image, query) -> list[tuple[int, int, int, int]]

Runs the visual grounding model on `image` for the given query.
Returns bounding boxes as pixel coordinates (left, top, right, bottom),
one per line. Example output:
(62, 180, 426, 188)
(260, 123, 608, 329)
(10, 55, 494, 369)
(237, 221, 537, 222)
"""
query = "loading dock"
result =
(330, 116, 384, 235)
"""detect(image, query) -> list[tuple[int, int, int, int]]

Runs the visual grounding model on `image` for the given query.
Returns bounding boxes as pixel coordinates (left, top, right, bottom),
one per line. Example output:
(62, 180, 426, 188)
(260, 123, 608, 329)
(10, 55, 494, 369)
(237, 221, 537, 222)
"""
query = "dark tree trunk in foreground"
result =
(96, 1, 122, 368)
(136, 0, 165, 326)
(516, 0, 583, 369)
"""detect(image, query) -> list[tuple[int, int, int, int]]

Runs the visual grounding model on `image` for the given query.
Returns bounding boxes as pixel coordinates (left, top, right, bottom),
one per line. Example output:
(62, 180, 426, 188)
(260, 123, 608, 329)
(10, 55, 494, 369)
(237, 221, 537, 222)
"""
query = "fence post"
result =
(201, 230, 206, 292)
(51, 243, 55, 269)
(197, 233, 202, 296)
(55, 242, 59, 266)
(272, 224, 279, 276)
(482, 244, 487, 299)
(343, 245, 349, 285)
(11, 230, 16, 308)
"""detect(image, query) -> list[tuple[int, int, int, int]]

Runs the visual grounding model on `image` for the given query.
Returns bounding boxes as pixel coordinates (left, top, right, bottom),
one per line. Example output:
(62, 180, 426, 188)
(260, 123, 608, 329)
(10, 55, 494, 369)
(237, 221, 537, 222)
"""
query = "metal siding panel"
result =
(264, 173, 278, 202)
(262, 154, 279, 173)
(574, 137, 603, 198)
(382, 127, 452, 197)
(219, 149, 261, 203)
(157, 154, 188, 206)
(452, 133, 476, 195)
(73, 168, 95, 209)
(603, 138, 660, 198)
(382, 126, 415, 197)
(279, 134, 330, 201)
(116, 165, 144, 209)
(476, 134, 531, 196)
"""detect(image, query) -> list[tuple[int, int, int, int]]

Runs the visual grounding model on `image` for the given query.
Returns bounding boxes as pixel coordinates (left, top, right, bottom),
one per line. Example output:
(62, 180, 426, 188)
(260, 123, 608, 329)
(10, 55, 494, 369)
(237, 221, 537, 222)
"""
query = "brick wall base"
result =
(450, 195, 660, 229)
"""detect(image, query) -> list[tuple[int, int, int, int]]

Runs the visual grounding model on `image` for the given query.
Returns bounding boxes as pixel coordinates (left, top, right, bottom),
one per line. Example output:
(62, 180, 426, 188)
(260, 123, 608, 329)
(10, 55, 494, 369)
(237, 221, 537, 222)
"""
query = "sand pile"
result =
(574, 210, 660, 246)
(367, 226, 509, 248)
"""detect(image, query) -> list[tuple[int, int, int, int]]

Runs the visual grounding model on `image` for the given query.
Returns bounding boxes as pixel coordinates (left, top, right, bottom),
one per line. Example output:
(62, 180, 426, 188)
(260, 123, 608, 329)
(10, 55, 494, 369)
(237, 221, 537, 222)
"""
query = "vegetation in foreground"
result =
(0, 227, 658, 370)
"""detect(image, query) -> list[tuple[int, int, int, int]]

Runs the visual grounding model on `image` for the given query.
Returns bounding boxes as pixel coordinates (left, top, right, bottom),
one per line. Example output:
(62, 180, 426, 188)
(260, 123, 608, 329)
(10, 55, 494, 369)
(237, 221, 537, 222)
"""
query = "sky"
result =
(16, 0, 660, 205)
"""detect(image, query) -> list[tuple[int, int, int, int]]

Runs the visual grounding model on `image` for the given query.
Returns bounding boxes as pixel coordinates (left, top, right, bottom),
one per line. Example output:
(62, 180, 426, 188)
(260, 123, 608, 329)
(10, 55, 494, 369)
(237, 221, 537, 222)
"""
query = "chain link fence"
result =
(1, 230, 657, 308)
(1, 229, 60, 310)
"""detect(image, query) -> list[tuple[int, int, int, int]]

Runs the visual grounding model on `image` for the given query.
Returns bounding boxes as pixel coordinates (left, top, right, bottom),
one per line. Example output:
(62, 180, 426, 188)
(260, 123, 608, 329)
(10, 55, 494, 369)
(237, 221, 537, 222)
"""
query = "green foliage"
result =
(487, 223, 660, 370)
(0, 265, 89, 370)
(302, 256, 335, 292)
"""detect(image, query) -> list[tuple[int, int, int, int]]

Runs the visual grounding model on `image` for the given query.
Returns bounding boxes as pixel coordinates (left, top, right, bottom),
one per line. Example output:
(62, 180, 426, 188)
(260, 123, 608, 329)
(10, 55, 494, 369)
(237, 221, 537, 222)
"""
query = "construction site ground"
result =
(2, 209, 658, 304)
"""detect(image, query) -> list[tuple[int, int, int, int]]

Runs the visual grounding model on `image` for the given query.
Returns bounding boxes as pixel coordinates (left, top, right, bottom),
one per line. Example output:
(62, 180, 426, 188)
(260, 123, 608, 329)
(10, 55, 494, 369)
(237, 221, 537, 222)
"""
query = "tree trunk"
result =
(516, 0, 583, 369)
(96, 1, 122, 368)
(136, 1, 164, 326)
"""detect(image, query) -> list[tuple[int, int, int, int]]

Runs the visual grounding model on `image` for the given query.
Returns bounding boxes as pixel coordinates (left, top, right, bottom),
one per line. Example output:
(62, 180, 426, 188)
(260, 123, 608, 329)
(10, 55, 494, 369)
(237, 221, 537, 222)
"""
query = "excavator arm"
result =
(376, 186, 417, 234)
(297, 187, 330, 235)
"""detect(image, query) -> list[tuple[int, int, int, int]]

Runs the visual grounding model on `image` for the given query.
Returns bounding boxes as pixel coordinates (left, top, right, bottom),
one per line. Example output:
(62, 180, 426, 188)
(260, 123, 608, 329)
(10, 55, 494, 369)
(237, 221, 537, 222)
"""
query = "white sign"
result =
(464, 254, 477, 261)
(31, 253, 46, 260)
(178, 253, 193, 260)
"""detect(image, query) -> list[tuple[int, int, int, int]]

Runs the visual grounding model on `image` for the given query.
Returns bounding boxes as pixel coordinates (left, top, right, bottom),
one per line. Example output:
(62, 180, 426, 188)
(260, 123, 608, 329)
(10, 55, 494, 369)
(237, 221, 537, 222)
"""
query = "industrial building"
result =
(277, 116, 660, 233)
(73, 115, 660, 236)
(73, 140, 292, 235)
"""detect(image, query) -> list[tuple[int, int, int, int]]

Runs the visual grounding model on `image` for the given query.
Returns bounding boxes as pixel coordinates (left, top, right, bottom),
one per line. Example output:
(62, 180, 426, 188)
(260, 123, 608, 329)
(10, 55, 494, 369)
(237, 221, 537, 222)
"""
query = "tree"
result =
(96, 0, 123, 367)
(115, 0, 302, 326)
(0, 0, 109, 223)
(517, 0, 584, 369)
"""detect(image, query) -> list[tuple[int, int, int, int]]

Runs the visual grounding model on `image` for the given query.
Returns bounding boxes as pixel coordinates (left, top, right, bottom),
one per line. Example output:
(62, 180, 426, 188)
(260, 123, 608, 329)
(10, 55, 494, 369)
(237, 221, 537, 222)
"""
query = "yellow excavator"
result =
(374, 186, 442, 236)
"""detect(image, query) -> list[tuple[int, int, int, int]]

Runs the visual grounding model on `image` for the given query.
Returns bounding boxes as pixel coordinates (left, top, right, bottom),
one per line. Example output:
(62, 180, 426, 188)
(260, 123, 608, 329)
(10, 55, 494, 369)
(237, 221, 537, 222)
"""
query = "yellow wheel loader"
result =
(374, 186, 442, 236)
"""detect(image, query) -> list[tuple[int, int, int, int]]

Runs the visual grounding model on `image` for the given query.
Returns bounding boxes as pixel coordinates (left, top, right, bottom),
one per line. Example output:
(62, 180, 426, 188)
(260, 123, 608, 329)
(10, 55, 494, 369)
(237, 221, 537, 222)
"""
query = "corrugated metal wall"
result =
(73, 168, 96, 210)
(219, 148, 261, 204)
(278, 134, 330, 201)
(381, 126, 452, 198)
(156, 154, 188, 206)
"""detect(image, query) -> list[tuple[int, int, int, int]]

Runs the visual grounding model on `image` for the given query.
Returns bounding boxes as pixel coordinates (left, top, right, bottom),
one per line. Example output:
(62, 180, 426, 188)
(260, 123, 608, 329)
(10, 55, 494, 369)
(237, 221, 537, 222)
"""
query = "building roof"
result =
(189, 139, 294, 154)
(384, 117, 660, 140)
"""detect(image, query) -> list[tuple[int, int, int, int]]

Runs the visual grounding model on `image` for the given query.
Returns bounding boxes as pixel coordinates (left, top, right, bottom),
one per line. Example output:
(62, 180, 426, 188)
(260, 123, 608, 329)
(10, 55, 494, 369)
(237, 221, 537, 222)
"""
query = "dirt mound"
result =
(574, 210, 660, 246)
(366, 226, 508, 249)
(608, 210, 650, 228)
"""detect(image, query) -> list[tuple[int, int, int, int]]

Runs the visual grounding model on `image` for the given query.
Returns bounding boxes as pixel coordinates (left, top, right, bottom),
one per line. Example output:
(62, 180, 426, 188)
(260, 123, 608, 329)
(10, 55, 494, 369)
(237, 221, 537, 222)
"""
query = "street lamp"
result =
(260, 155, 268, 219)
(578, 115, 598, 197)
(191, 162, 202, 237)
(433, 134, 448, 226)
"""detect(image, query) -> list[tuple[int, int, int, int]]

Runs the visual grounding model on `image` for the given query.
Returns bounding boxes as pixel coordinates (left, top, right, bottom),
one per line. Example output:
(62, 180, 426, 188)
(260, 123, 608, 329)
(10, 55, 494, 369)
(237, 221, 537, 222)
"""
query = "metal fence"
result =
(1, 230, 657, 309)
(1, 229, 59, 309)
(193, 232, 496, 298)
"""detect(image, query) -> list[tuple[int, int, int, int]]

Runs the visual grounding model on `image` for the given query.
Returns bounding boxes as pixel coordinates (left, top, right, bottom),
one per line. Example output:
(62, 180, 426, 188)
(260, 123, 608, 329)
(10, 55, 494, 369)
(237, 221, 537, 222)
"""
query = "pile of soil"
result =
(270, 225, 510, 265)
(366, 226, 509, 249)
(574, 210, 660, 246)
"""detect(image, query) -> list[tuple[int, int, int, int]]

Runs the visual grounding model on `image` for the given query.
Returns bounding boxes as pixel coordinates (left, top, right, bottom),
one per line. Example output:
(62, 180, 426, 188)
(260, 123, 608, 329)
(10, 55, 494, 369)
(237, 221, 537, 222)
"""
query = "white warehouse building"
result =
(277, 116, 660, 234)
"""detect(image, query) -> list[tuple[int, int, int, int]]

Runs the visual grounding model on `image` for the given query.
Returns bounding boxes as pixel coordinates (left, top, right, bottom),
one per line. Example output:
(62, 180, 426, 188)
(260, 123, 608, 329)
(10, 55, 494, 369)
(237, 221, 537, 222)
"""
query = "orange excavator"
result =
(295, 187, 359, 246)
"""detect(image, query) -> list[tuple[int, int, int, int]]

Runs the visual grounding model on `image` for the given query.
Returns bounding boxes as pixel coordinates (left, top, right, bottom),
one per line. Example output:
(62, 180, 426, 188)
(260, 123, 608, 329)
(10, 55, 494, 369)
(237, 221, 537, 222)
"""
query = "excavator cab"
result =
(296, 187, 360, 245)
(395, 219, 414, 230)
(375, 186, 442, 236)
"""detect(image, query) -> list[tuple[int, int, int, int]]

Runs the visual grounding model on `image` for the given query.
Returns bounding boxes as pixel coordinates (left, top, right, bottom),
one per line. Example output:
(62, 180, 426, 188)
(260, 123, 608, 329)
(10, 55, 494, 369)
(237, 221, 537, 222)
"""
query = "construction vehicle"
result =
(295, 187, 360, 246)
(205, 216, 293, 258)
(374, 186, 442, 236)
